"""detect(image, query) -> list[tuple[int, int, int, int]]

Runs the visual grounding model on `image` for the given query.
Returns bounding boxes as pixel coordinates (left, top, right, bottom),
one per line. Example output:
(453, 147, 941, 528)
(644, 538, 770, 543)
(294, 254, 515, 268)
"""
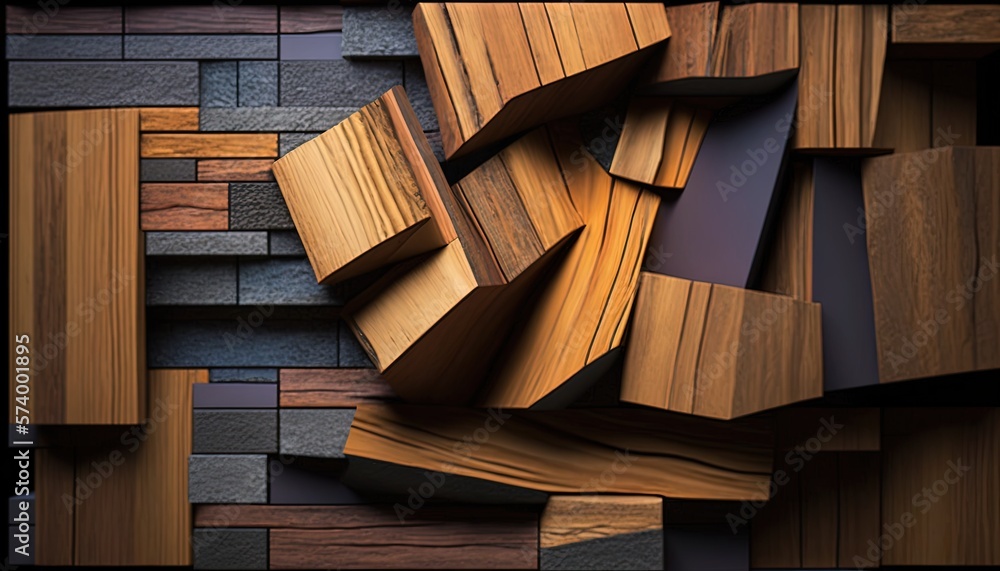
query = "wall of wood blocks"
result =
(7, 2, 1000, 570)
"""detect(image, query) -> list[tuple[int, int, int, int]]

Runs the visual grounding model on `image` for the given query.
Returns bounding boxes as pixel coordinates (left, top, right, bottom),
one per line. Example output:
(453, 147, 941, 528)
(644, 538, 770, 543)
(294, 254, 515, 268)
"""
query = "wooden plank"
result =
(6, 6, 121, 34)
(570, 3, 637, 69)
(541, 496, 662, 548)
(9, 109, 144, 425)
(280, 6, 344, 33)
(544, 3, 587, 77)
(125, 5, 277, 33)
(279, 368, 397, 407)
(197, 159, 274, 182)
(141, 133, 277, 158)
(838, 452, 881, 567)
(872, 60, 931, 152)
(892, 4, 1000, 45)
(800, 453, 839, 567)
(519, 3, 565, 85)
(478, 3, 540, 104)
(759, 160, 814, 300)
(642, 2, 718, 87)
(932, 60, 978, 147)
(626, 3, 672, 49)
(750, 451, 802, 568)
(35, 448, 76, 566)
(140, 183, 228, 231)
(139, 107, 199, 132)
(776, 408, 881, 451)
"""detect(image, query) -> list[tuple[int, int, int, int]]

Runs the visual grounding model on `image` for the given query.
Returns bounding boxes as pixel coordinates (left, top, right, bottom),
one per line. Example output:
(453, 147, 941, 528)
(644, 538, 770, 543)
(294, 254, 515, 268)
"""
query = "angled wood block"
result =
(140, 182, 229, 231)
(413, 2, 670, 158)
(610, 97, 711, 190)
(641, 2, 798, 96)
(273, 86, 456, 285)
(345, 404, 774, 500)
(621, 272, 822, 420)
(343, 127, 583, 404)
(9, 109, 145, 425)
(861, 147, 1000, 383)
(891, 4, 1000, 57)
(541, 496, 663, 570)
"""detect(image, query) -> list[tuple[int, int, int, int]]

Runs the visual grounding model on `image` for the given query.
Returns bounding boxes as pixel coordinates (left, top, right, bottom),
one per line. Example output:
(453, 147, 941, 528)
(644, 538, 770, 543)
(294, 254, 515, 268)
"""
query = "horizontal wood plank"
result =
(280, 6, 344, 33)
(141, 134, 277, 159)
(140, 183, 228, 231)
(6, 6, 122, 33)
(140, 107, 199, 132)
(197, 159, 274, 182)
(279, 368, 397, 407)
(125, 5, 277, 33)
(892, 4, 1000, 44)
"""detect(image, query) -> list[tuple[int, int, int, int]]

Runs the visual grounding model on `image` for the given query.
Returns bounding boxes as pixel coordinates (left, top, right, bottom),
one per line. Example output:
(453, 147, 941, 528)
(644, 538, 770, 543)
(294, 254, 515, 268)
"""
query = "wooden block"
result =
(345, 404, 774, 500)
(838, 452, 881, 568)
(34, 448, 76, 565)
(9, 109, 144, 425)
(892, 4, 1000, 56)
(279, 368, 397, 407)
(861, 147, 1000, 383)
(6, 6, 122, 33)
(280, 6, 344, 33)
(272, 86, 455, 285)
(125, 5, 277, 33)
(139, 107, 199, 132)
(541, 496, 663, 569)
(776, 408, 881, 451)
(75, 369, 206, 565)
(621, 272, 822, 420)
(610, 97, 712, 189)
(197, 159, 274, 182)
(343, 126, 584, 404)
(141, 133, 277, 158)
(140, 183, 228, 231)
(413, 2, 670, 158)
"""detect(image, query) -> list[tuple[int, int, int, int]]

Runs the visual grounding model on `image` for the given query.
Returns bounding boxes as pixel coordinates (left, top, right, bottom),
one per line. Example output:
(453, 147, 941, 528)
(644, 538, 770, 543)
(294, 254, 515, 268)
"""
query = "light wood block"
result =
(140, 183, 228, 231)
(139, 107, 199, 131)
(141, 133, 277, 158)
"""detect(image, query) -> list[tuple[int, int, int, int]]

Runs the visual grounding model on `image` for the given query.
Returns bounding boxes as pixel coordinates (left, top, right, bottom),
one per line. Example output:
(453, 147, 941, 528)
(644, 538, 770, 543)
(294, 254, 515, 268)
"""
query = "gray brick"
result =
(210, 368, 278, 383)
(148, 318, 339, 367)
(342, 6, 418, 58)
(201, 108, 348, 132)
(194, 528, 267, 570)
(269, 231, 306, 256)
(146, 232, 268, 256)
(146, 259, 237, 306)
(542, 530, 664, 570)
(6, 35, 122, 59)
(8, 62, 199, 107)
(404, 60, 438, 131)
(125, 35, 277, 59)
(280, 32, 342, 60)
(238, 61, 278, 107)
(140, 159, 196, 182)
(189, 454, 267, 504)
(230, 183, 294, 230)
(201, 61, 237, 108)
(279, 132, 321, 157)
(240, 258, 343, 306)
(339, 321, 373, 367)
(280, 409, 355, 458)
(194, 410, 278, 453)
(280, 60, 401, 107)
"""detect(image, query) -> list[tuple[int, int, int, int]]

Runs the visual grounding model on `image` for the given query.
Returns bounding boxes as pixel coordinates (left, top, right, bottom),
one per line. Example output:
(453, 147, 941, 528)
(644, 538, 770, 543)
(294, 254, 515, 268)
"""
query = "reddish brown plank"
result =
(6, 6, 122, 34)
(197, 159, 275, 182)
(280, 6, 344, 32)
(125, 5, 277, 33)
(140, 183, 228, 231)
(279, 368, 397, 407)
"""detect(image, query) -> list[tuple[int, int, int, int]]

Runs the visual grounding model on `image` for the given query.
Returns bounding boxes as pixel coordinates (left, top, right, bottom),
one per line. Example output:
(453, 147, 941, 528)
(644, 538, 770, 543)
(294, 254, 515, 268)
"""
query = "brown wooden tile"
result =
(141, 134, 278, 159)
(279, 368, 397, 407)
(140, 107, 199, 132)
(6, 6, 122, 34)
(197, 159, 274, 182)
(280, 6, 344, 33)
(125, 5, 277, 33)
(140, 183, 228, 231)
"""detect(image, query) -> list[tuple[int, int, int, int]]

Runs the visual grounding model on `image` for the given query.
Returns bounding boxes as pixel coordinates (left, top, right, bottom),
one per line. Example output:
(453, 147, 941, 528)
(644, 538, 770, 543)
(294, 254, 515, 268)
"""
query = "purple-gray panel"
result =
(193, 383, 278, 408)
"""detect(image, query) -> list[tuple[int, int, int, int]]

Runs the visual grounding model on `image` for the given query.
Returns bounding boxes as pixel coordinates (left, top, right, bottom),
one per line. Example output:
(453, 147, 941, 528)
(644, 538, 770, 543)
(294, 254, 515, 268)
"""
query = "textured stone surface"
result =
(342, 6, 417, 58)
(148, 318, 339, 367)
(424, 130, 445, 163)
(280, 60, 401, 107)
(269, 231, 306, 256)
(240, 258, 343, 306)
(146, 232, 268, 256)
(280, 409, 355, 458)
(339, 321, 373, 367)
(193, 528, 268, 570)
(200, 108, 348, 132)
(8, 62, 199, 107)
(541, 530, 664, 570)
(189, 454, 267, 503)
(140, 159, 196, 182)
(280, 32, 342, 60)
(201, 61, 237, 108)
(279, 132, 321, 157)
(125, 35, 278, 59)
(210, 368, 279, 383)
(146, 258, 238, 306)
(6, 35, 122, 59)
(404, 60, 438, 131)
(238, 61, 278, 107)
(230, 183, 295, 230)
(194, 410, 278, 453)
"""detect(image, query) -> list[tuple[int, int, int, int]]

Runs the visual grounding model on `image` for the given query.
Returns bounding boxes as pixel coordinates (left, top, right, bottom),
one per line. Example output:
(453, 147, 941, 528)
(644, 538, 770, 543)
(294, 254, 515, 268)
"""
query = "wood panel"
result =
(610, 98, 711, 189)
(345, 404, 775, 500)
(541, 496, 662, 548)
(861, 147, 1000, 383)
(621, 272, 822, 420)
(279, 368, 397, 407)
(125, 5, 277, 33)
(139, 107, 199, 132)
(197, 159, 274, 182)
(141, 133, 277, 158)
(140, 183, 228, 231)
(75, 369, 206, 565)
(776, 408, 880, 452)
(9, 109, 144, 425)
(759, 160, 814, 300)
(6, 6, 122, 33)
(280, 6, 344, 33)
(891, 4, 1000, 52)
(34, 447, 76, 566)
(273, 86, 455, 285)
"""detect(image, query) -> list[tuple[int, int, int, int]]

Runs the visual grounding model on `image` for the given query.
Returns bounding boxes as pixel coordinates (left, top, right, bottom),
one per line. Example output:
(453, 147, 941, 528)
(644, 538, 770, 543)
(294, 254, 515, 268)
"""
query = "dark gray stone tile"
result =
(201, 61, 237, 108)
(279, 132, 321, 157)
(269, 231, 306, 256)
(542, 530, 664, 570)
(146, 232, 268, 256)
(240, 258, 343, 306)
(230, 183, 294, 230)
(404, 60, 438, 131)
(8, 62, 199, 107)
(424, 130, 445, 163)
(6, 35, 122, 59)
(125, 35, 277, 59)
(238, 61, 278, 107)
(146, 258, 237, 306)
(339, 321, 373, 367)
(279, 409, 354, 458)
(210, 368, 278, 383)
(189, 454, 267, 504)
(280, 60, 401, 107)
(342, 6, 417, 58)
(194, 410, 278, 453)
(140, 159, 196, 182)
(193, 528, 267, 570)
(200, 108, 348, 132)
(280, 32, 342, 60)
(194, 384, 278, 408)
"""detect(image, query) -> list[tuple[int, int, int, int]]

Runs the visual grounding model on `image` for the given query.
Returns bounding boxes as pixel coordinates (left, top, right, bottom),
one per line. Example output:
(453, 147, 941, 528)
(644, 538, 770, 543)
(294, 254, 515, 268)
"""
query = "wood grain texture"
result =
(776, 408, 880, 451)
(6, 6, 122, 33)
(141, 133, 277, 158)
(861, 147, 1000, 383)
(139, 107, 199, 132)
(279, 368, 397, 407)
(892, 4, 1000, 45)
(759, 160, 814, 300)
(125, 5, 277, 33)
(75, 369, 206, 565)
(9, 109, 144, 425)
(621, 272, 822, 420)
(541, 496, 662, 548)
(197, 159, 274, 182)
(140, 183, 228, 231)
(345, 404, 775, 500)
(413, 2, 670, 158)
(273, 86, 455, 285)
(280, 5, 344, 32)
(34, 447, 76, 566)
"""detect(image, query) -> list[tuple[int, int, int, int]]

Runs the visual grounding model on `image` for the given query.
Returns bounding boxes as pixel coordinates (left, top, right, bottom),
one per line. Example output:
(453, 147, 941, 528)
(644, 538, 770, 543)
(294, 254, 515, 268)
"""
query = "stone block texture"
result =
(238, 61, 278, 107)
(140, 159, 196, 182)
(125, 35, 278, 59)
(146, 258, 238, 306)
(339, 321, 373, 367)
(193, 528, 268, 570)
(200, 108, 348, 132)
(279, 60, 401, 107)
(404, 60, 438, 131)
(209, 368, 279, 383)
(239, 258, 343, 306)
(278, 132, 322, 156)
(6, 35, 122, 59)
(269, 231, 307, 256)
(193, 410, 278, 453)
(8, 62, 199, 107)
(146, 232, 268, 256)
(229, 183, 295, 230)
(342, 6, 418, 58)
(201, 61, 237, 108)
(189, 454, 267, 504)
(280, 409, 355, 458)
